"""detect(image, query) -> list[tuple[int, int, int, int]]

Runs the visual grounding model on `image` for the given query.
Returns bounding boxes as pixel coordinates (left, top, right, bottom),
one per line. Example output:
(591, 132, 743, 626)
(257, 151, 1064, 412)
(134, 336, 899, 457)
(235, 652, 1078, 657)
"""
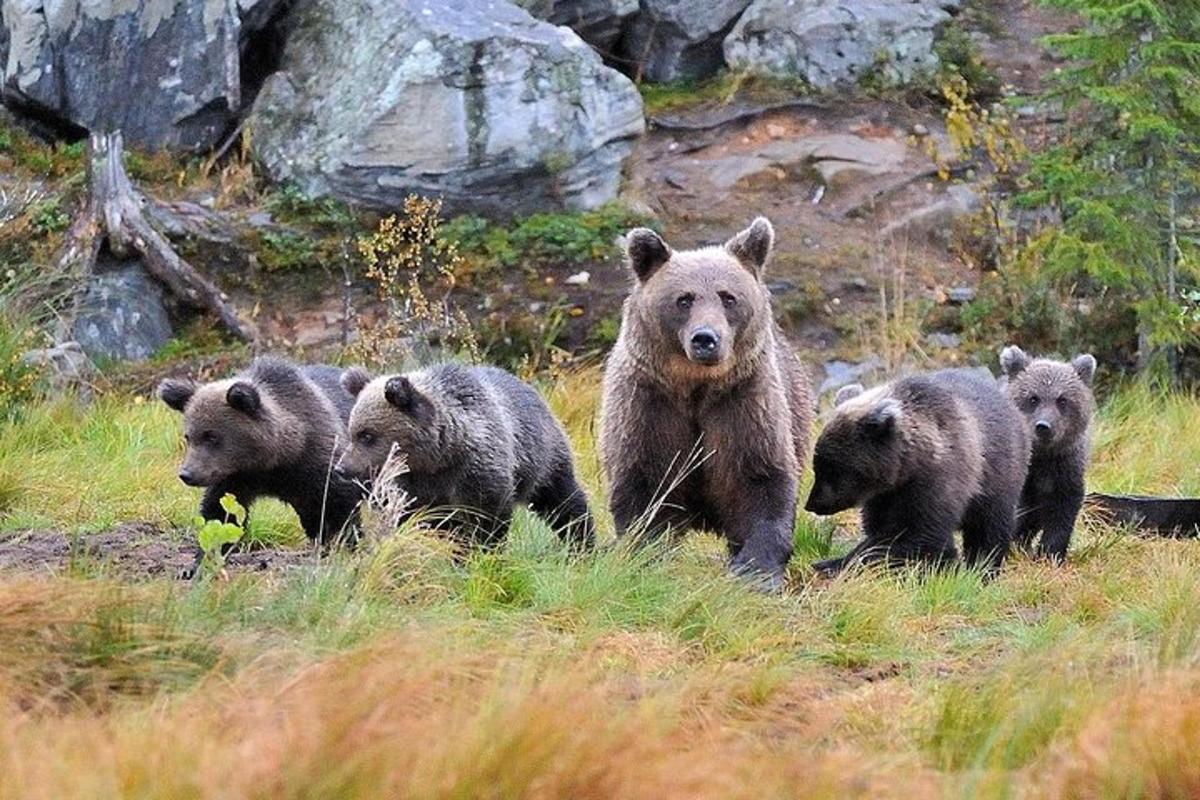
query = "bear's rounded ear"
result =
(158, 379, 195, 412)
(1072, 353, 1097, 386)
(834, 383, 864, 407)
(864, 398, 901, 439)
(341, 366, 372, 397)
(384, 376, 419, 412)
(999, 345, 1031, 378)
(625, 228, 671, 283)
(226, 382, 261, 416)
(724, 216, 775, 280)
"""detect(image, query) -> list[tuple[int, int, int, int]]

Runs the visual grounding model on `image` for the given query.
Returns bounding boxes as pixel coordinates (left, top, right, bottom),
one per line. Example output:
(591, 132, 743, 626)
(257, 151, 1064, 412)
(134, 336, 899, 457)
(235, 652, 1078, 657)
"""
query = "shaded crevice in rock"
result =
(618, 0, 753, 83)
(238, 0, 294, 112)
(465, 40, 490, 168)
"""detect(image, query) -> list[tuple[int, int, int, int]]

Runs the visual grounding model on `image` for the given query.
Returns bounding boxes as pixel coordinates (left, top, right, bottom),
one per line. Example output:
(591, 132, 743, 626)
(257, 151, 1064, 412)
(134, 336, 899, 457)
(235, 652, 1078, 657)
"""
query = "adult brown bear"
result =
(599, 217, 814, 590)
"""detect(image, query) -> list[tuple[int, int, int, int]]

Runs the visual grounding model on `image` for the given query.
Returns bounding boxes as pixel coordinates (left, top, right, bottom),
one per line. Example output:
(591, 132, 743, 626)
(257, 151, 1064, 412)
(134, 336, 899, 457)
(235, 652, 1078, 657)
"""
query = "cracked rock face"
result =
(247, 0, 644, 216)
(0, 0, 283, 150)
(724, 0, 961, 89)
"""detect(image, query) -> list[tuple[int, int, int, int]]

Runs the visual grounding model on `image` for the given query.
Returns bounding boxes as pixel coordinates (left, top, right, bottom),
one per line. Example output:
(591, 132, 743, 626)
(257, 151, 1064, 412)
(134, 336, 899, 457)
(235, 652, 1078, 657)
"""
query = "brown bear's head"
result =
(158, 376, 304, 487)
(622, 217, 776, 381)
(1000, 346, 1095, 452)
(336, 367, 441, 480)
(804, 383, 908, 515)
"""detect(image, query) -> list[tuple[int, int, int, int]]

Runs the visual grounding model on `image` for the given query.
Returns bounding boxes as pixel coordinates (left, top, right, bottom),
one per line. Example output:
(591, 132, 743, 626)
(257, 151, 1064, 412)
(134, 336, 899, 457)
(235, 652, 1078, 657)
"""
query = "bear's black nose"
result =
(178, 469, 199, 486)
(689, 329, 720, 361)
(1034, 420, 1053, 439)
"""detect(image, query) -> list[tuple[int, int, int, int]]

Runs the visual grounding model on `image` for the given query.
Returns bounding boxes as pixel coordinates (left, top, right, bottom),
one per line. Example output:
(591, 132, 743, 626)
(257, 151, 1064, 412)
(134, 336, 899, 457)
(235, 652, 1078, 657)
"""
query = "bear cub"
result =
(336, 363, 594, 547)
(805, 368, 1030, 575)
(598, 216, 814, 590)
(159, 357, 364, 572)
(1000, 345, 1096, 562)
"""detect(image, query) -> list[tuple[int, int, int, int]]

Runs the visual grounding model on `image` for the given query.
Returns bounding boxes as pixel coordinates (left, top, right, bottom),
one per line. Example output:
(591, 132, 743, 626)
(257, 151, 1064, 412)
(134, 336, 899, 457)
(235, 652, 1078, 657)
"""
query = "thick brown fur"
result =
(805, 368, 1030, 575)
(1000, 345, 1096, 562)
(336, 363, 593, 548)
(599, 217, 814, 589)
(158, 357, 364, 574)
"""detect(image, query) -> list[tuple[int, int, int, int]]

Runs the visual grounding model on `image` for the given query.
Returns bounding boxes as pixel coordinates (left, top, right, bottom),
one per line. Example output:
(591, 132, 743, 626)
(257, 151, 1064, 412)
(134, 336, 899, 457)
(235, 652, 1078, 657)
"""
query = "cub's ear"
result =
(834, 383, 864, 407)
(1072, 353, 1097, 386)
(625, 228, 671, 283)
(999, 345, 1031, 379)
(341, 366, 372, 397)
(724, 216, 775, 279)
(384, 376, 420, 413)
(226, 382, 261, 416)
(864, 398, 901, 439)
(157, 379, 195, 412)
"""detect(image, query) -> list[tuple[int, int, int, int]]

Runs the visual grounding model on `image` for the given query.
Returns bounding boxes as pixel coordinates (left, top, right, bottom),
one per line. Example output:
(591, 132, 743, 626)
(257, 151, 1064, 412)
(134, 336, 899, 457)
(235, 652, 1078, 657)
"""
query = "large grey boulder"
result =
(72, 261, 173, 362)
(620, 0, 753, 83)
(0, 0, 283, 150)
(514, 0, 639, 52)
(248, 0, 644, 216)
(724, 0, 960, 89)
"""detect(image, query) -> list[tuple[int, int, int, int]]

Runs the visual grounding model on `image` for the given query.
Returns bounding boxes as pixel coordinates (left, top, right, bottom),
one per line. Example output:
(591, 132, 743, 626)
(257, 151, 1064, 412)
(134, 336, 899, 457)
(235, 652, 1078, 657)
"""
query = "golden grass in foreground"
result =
(1, 377, 1200, 797)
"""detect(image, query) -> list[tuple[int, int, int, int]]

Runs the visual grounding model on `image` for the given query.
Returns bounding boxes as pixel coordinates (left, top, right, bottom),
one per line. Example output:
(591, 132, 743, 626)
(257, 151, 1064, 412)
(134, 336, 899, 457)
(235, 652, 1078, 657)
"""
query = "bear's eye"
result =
(1056, 396, 1070, 411)
(718, 291, 737, 309)
(676, 293, 694, 310)
(356, 430, 376, 446)
(200, 431, 220, 447)
(1025, 395, 1040, 411)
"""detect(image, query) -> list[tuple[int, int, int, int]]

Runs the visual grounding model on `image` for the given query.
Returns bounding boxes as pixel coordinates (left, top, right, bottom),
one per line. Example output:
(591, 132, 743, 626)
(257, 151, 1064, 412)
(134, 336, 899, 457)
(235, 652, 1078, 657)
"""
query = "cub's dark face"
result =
(625, 217, 774, 373)
(805, 387, 904, 515)
(1000, 347, 1095, 452)
(338, 370, 439, 479)
(158, 377, 295, 487)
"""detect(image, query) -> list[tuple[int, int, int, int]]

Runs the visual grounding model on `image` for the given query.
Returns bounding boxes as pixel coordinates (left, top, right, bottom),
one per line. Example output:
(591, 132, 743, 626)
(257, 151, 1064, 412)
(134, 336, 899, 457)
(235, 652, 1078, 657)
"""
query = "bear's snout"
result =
(804, 483, 839, 516)
(1034, 419, 1054, 440)
(688, 327, 722, 364)
(178, 468, 202, 487)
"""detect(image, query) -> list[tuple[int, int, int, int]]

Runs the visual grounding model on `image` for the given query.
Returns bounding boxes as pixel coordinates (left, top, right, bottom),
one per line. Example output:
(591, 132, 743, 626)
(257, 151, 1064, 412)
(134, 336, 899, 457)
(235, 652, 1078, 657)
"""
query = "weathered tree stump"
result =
(57, 131, 255, 343)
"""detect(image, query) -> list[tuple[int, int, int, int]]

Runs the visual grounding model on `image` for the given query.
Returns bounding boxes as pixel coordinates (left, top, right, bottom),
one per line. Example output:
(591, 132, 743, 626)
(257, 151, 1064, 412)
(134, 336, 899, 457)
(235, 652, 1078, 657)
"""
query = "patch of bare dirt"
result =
(0, 523, 310, 580)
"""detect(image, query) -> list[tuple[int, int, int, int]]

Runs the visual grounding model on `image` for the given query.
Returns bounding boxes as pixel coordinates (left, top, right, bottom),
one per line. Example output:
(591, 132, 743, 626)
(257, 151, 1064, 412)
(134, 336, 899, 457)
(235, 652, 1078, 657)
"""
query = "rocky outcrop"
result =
(620, 0, 753, 83)
(698, 133, 909, 193)
(0, 0, 284, 149)
(880, 183, 981, 244)
(515, 0, 639, 52)
(248, 0, 644, 216)
(71, 260, 174, 362)
(724, 0, 960, 89)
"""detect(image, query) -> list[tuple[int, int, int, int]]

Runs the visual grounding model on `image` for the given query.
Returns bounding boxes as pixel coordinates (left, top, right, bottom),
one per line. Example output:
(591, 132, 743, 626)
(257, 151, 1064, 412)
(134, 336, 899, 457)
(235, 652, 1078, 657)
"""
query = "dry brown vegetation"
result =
(1, 372, 1200, 797)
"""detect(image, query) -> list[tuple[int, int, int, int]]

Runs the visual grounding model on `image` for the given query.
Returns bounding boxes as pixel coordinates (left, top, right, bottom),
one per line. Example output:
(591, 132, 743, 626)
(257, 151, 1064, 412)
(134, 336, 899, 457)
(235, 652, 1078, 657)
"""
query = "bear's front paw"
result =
(811, 556, 847, 578)
(729, 558, 785, 594)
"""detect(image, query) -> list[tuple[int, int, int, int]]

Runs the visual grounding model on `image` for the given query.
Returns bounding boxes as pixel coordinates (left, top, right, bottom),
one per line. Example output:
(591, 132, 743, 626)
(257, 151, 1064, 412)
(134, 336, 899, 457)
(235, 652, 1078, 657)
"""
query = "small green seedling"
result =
(193, 494, 247, 577)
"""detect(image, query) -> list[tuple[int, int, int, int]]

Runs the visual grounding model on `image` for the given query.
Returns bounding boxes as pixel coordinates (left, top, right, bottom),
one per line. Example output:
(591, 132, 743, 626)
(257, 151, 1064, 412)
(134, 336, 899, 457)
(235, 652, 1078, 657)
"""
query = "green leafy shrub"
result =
(194, 494, 247, 576)
(0, 312, 39, 419)
(30, 198, 70, 234)
(264, 183, 357, 230)
(444, 203, 654, 271)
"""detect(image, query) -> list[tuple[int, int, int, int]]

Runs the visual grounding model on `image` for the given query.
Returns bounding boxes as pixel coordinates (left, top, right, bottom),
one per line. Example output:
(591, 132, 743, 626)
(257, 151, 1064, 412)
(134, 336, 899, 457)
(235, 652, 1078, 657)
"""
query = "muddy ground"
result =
(0, 524, 310, 580)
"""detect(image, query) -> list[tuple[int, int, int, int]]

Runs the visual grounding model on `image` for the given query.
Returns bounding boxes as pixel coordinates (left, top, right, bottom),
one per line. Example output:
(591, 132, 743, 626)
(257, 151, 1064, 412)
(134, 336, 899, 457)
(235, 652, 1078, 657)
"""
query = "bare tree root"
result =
(55, 131, 255, 343)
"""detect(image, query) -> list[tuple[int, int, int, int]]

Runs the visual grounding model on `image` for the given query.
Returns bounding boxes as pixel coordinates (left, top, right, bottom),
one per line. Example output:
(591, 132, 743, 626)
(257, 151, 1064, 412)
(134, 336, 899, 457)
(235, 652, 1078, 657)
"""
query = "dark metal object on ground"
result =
(1086, 493, 1200, 537)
